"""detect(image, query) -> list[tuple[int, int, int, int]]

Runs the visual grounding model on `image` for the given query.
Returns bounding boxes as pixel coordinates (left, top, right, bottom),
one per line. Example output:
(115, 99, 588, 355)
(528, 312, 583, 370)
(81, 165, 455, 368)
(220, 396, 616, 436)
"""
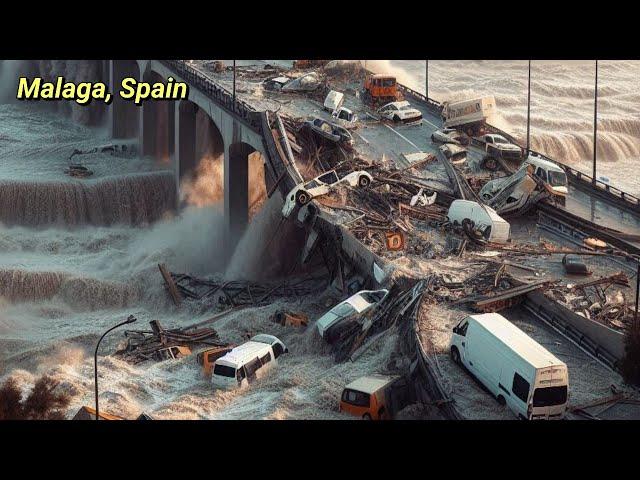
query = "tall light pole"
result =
(94, 315, 137, 420)
(526, 60, 531, 156)
(425, 60, 429, 100)
(232, 60, 236, 106)
(593, 60, 598, 184)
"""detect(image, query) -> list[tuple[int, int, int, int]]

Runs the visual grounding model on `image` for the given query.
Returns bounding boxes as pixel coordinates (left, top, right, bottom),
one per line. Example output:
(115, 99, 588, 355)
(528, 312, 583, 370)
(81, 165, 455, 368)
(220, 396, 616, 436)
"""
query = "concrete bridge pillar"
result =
(224, 141, 252, 258)
(109, 60, 139, 139)
(175, 100, 198, 203)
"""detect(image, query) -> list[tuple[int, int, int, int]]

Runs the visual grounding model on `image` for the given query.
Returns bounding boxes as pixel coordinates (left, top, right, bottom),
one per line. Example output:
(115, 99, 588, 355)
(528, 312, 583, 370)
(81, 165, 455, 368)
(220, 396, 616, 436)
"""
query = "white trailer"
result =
(441, 96, 496, 135)
(449, 313, 569, 420)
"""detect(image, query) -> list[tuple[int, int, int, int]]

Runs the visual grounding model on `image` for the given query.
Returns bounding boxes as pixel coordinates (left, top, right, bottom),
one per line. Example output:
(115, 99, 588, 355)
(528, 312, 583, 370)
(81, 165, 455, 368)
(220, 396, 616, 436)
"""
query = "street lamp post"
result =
(233, 60, 236, 106)
(94, 315, 137, 420)
(593, 60, 598, 184)
(526, 60, 531, 156)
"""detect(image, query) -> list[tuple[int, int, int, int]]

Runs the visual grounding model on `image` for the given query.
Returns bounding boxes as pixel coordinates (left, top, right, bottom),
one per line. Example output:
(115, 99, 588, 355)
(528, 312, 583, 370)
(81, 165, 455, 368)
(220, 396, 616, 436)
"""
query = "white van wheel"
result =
(497, 395, 506, 406)
(362, 413, 372, 420)
(450, 346, 461, 365)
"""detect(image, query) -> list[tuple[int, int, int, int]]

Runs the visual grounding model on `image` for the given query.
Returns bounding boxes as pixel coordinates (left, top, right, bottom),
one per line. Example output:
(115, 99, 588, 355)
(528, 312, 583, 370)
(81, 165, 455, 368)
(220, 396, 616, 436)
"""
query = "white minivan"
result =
(447, 199, 510, 243)
(450, 313, 569, 420)
(211, 334, 287, 389)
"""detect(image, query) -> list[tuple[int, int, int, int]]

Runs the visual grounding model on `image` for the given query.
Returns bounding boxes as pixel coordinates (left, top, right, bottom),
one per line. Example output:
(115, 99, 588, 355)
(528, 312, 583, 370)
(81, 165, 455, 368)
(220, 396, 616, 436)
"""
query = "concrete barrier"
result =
(525, 290, 625, 370)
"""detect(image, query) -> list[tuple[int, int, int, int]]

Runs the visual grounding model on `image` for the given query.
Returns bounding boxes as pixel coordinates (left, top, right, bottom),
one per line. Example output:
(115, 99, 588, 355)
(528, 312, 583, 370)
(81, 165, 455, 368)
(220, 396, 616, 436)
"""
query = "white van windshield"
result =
(533, 386, 567, 407)
(213, 364, 236, 378)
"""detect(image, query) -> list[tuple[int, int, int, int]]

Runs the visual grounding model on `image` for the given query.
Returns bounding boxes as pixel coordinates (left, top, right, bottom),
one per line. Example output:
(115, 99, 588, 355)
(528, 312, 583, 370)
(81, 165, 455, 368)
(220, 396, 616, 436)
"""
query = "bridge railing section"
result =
(160, 60, 262, 131)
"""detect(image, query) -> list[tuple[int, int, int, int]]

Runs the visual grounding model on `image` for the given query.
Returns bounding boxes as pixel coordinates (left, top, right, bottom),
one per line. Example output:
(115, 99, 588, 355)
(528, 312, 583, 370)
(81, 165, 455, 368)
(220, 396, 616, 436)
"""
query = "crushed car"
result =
(439, 143, 467, 165)
(431, 128, 469, 146)
(302, 117, 354, 145)
(315, 289, 389, 344)
(282, 169, 373, 218)
(377, 101, 422, 125)
(263, 76, 291, 91)
(480, 133, 523, 161)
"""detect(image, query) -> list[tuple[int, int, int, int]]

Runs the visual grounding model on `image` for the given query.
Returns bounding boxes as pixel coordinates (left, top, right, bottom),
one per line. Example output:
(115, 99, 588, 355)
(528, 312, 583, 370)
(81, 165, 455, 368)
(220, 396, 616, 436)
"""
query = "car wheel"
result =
(296, 190, 310, 206)
(497, 395, 506, 406)
(358, 175, 371, 188)
(393, 115, 401, 123)
(362, 413, 372, 420)
(450, 346, 461, 365)
(431, 134, 436, 142)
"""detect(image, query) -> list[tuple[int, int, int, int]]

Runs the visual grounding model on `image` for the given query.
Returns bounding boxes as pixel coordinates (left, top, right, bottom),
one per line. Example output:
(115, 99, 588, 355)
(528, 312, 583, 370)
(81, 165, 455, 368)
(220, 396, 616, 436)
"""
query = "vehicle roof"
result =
(269, 76, 290, 84)
(76, 406, 124, 421)
(441, 144, 466, 154)
(525, 155, 565, 173)
(370, 73, 395, 79)
(215, 341, 273, 368)
(345, 374, 398, 395)
(344, 289, 388, 313)
(469, 313, 565, 369)
(251, 334, 282, 346)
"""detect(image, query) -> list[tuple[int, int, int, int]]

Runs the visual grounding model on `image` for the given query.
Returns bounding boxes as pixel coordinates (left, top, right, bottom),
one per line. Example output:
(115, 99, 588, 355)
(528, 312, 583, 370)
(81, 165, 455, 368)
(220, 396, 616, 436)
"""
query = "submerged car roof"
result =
(215, 341, 273, 369)
(345, 374, 398, 395)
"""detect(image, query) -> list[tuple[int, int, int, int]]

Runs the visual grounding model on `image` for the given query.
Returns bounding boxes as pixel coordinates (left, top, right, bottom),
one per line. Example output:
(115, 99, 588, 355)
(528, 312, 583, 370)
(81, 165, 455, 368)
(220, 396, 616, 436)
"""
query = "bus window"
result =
(260, 352, 272, 365)
(214, 364, 236, 378)
(272, 343, 284, 359)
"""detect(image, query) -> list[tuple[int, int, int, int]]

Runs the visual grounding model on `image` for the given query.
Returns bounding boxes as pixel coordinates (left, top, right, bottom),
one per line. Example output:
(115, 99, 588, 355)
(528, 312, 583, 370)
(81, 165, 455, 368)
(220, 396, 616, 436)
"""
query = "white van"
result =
(447, 199, 510, 243)
(450, 313, 569, 420)
(211, 334, 287, 389)
(524, 155, 568, 196)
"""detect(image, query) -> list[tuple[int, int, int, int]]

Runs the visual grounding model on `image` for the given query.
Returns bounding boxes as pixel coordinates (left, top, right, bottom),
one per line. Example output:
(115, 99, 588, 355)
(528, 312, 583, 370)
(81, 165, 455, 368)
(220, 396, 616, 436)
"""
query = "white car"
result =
(377, 101, 422, 124)
(282, 169, 373, 218)
(316, 289, 389, 343)
(481, 134, 523, 161)
(431, 128, 469, 146)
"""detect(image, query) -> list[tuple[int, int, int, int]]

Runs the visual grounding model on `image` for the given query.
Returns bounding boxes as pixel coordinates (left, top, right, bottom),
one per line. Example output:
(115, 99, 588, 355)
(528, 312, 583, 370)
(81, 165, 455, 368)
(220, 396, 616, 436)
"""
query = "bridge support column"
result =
(175, 100, 197, 204)
(109, 60, 139, 139)
(141, 99, 156, 157)
(224, 142, 252, 259)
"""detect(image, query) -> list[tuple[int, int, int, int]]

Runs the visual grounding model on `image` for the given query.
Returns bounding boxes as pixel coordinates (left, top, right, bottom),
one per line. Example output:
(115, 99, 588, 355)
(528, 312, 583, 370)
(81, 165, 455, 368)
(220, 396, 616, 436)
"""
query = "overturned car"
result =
(282, 169, 373, 218)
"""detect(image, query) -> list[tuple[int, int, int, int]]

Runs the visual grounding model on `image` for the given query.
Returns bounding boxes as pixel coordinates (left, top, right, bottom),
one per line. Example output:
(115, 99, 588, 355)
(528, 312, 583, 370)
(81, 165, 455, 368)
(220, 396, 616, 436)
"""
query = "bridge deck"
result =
(189, 60, 640, 238)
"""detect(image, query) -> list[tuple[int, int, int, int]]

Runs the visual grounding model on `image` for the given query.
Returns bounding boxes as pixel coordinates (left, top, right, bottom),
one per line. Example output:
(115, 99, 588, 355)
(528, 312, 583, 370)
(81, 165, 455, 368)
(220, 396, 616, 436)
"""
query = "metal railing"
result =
(160, 60, 262, 132)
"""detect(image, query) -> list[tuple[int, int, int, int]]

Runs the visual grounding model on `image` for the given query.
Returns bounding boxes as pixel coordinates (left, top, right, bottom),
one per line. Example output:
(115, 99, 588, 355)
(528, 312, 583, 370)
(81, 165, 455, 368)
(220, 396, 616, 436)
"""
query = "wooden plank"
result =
(158, 263, 182, 306)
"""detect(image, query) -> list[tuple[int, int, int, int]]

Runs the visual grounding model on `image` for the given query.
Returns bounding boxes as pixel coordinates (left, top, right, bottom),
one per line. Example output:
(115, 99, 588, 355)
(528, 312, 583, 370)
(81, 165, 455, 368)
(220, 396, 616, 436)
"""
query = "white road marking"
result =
(355, 132, 370, 145)
(383, 123, 421, 152)
(421, 117, 439, 129)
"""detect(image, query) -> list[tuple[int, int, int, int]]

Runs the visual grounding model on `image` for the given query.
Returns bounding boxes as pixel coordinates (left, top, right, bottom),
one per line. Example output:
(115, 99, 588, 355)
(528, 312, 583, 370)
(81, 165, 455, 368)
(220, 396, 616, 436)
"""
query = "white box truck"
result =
(449, 313, 569, 420)
(441, 96, 496, 136)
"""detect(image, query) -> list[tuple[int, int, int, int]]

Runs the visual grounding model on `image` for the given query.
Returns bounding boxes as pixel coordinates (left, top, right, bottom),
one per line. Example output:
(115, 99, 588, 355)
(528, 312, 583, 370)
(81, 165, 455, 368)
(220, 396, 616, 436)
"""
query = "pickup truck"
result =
(480, 133, 523, 162)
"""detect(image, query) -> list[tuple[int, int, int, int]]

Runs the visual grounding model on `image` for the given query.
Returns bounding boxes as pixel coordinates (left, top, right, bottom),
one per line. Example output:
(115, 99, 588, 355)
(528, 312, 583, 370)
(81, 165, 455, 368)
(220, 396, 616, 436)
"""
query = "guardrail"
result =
(160, 60, 262, 132)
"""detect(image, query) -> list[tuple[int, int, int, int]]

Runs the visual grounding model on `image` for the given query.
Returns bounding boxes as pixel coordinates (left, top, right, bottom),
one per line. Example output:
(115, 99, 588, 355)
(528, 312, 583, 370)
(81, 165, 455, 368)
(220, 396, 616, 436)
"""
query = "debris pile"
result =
(546, 271, 633, 330)
(115, 319, 225, 364)
(164, 266, 328, 308)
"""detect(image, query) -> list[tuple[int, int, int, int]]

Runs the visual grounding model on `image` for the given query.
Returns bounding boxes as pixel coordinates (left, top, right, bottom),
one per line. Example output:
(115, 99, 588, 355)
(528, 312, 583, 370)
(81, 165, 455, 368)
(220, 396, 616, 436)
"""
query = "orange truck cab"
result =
(197, 345, 234, 377)
(339, 374, 399, 420)
(363, 74, 400, 106)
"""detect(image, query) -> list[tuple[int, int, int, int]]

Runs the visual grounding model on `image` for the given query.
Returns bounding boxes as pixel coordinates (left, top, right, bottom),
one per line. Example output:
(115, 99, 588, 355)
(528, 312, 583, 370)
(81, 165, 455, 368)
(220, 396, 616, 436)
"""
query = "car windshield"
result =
(361, 291, 385, 304)
(494, 137, 509, 144)
(213, 364, 236, 378)
(548, 171, 567, 187)
(332, 302, 357, 317)
(532, 386, 568, 407)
